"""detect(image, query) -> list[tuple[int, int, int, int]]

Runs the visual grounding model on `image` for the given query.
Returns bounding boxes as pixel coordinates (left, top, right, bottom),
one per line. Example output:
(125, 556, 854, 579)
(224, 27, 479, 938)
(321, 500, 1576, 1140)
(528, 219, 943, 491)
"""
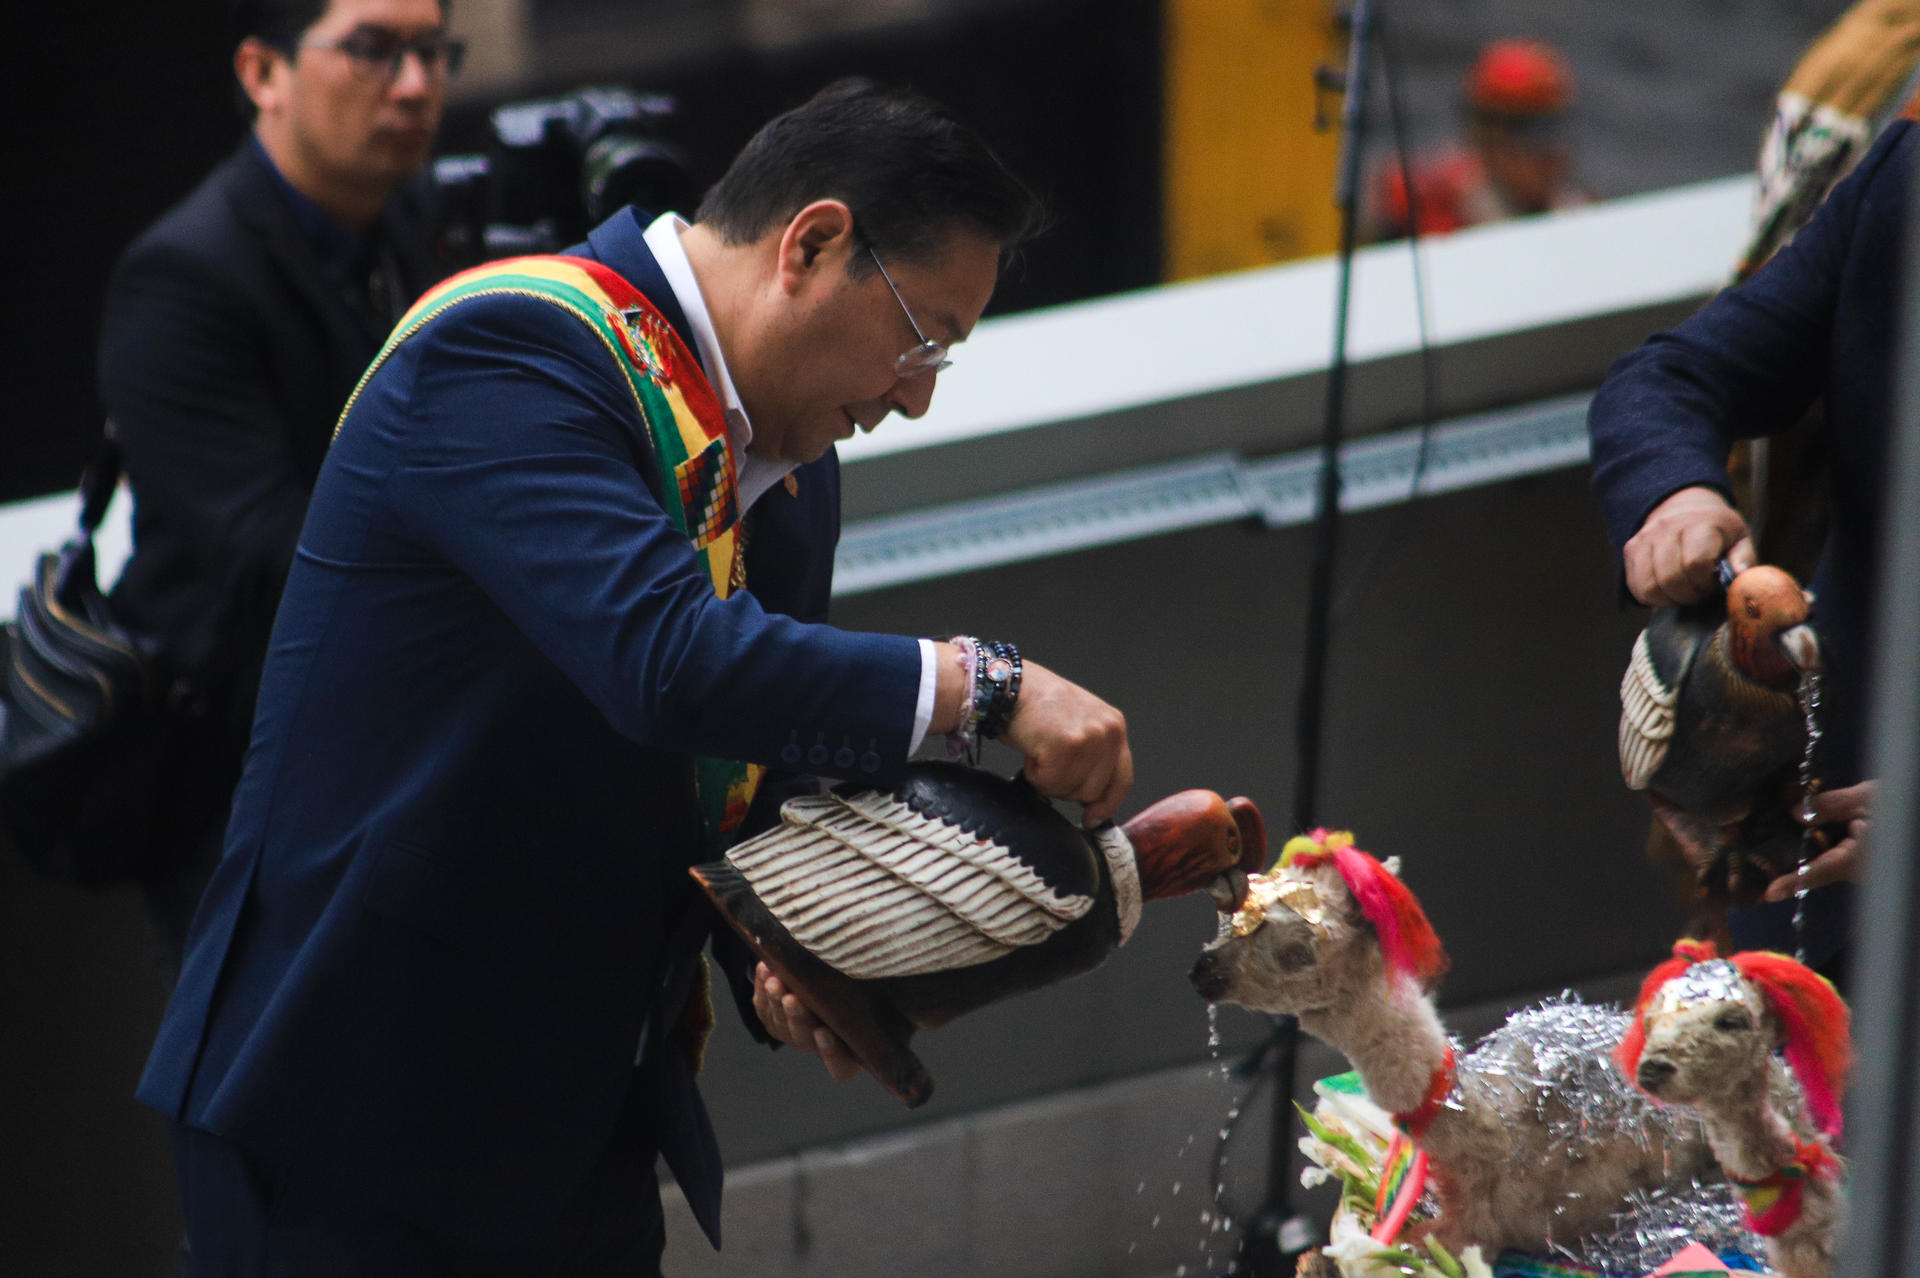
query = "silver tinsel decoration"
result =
(1454, 994, 1701, 1159)
(1571, 1178, 1765, 1276)
(1451, 994, 1764, 1276)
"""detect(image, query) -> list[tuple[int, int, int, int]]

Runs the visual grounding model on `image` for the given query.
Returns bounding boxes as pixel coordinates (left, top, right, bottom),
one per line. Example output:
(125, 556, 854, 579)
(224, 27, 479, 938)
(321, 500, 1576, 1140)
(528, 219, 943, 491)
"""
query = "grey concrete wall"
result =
(662, 1060, 1268, 1278)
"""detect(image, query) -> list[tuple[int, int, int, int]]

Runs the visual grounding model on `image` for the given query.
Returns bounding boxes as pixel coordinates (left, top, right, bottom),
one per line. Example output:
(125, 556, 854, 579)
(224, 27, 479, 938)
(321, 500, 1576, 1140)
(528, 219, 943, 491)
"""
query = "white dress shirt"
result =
(639, 212, 938, 754)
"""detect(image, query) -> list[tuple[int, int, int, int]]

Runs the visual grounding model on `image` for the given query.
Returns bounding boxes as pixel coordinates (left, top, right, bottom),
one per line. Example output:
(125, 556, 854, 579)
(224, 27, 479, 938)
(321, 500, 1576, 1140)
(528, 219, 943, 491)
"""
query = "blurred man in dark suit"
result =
(97, 0, 455, 971)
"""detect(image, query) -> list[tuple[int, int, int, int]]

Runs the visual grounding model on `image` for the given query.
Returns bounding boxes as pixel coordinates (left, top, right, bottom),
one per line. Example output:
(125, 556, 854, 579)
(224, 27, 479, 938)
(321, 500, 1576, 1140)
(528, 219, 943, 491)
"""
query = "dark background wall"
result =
(13, 2, 240, 506)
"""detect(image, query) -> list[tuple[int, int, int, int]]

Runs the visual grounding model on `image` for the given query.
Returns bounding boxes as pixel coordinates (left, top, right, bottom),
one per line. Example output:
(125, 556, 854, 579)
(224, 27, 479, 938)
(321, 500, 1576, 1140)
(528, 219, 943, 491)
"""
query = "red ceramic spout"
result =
(1123, 790, 1267, 902)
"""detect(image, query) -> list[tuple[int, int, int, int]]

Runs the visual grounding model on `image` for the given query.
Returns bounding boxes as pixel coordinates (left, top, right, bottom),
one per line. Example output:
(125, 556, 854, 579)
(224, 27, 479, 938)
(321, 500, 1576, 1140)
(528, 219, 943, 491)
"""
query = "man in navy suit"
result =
(139, 79, 1134, 1275)
(1588, 118, 1918, 983)
(99, 0, 455, 971)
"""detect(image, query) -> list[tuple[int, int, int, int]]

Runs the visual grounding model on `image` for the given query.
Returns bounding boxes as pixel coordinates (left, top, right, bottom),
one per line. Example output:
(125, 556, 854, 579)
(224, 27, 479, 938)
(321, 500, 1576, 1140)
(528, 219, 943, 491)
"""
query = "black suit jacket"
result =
(97, 137, 447, 839)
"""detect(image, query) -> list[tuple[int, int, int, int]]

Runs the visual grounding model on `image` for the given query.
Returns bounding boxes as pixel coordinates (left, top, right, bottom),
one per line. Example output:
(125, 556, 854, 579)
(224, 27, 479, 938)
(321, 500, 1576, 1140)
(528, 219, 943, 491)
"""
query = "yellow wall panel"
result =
(1164, 0, 1344, 280)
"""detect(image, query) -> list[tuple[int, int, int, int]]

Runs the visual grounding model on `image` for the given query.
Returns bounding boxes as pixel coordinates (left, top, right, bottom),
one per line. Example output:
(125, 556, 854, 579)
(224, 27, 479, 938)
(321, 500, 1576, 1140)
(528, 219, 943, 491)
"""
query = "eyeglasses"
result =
(297, 27, 467, 83)
(867, 246, 953, 377)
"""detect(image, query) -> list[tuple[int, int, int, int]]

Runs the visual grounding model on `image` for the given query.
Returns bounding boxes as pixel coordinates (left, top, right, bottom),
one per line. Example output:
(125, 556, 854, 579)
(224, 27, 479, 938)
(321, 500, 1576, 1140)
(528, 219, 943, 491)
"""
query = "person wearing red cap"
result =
(1366, 38, 1589, 242)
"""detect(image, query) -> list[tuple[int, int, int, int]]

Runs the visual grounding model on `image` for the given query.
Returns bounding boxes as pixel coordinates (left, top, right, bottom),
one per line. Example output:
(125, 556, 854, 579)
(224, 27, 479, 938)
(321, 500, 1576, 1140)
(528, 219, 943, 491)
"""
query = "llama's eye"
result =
(1713, 1010, 1752, 1032)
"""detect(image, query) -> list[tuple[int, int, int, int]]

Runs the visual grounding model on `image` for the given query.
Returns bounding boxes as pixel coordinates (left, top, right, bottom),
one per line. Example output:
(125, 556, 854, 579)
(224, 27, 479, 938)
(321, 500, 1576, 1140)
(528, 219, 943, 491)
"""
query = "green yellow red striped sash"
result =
(335, 254, 766, 853)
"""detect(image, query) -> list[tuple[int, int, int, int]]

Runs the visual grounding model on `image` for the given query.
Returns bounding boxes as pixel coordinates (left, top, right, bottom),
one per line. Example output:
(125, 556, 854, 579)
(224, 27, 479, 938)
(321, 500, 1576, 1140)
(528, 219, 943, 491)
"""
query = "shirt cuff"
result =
(908, 638, 938, 755)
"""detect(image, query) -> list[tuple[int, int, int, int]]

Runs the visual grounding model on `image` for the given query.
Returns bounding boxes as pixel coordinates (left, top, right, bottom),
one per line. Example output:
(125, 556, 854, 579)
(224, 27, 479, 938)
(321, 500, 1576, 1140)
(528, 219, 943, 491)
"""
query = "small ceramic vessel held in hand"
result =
(1619, 563, 1822, 903)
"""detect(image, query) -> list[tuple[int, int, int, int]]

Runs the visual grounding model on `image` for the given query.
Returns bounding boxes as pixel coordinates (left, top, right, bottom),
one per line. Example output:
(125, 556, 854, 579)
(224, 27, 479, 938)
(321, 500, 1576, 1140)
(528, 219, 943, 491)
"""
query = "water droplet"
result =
(1152, 1214, 1162, 1229)
(1177, 1266, 1188, 1276)
(1135, 1181, 1145, 1195)
(1172, 1180, 1183, 1195)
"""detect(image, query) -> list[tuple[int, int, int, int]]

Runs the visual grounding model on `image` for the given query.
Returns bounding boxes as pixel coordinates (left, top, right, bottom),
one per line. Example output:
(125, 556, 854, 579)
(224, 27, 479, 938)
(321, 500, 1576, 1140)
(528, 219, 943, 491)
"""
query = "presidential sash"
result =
(335, 255, 768, 855)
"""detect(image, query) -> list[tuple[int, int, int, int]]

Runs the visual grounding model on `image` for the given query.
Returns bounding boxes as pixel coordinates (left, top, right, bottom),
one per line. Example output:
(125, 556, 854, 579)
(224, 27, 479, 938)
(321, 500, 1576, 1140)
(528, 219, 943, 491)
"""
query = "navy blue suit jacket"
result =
(137, 208, 923, 1249)
(1588, 120, 1914, 959)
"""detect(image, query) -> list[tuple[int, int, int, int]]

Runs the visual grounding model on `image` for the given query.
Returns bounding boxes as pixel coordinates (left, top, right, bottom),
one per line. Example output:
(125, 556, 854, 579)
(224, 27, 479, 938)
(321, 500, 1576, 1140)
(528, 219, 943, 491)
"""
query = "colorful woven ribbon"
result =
(1728, 1136, 1839, 1236)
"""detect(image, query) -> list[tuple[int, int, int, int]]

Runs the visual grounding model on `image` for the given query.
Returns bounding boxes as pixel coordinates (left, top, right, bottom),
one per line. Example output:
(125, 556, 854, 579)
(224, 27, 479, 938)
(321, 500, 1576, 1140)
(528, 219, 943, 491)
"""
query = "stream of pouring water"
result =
(1121, 997, 1244, 1266)
(1198, 1001, 1242, 1274)
(1792, 670, 1824, 964)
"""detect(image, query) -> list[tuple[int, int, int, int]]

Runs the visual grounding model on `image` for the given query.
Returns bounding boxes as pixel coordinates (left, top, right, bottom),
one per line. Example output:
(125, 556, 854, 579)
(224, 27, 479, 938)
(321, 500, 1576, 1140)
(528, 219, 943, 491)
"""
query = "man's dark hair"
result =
(226, 0, 450, 117)
(695, 79, 1044, 274)
(229, 0, 331, 51)
(229, 0, 329, 118)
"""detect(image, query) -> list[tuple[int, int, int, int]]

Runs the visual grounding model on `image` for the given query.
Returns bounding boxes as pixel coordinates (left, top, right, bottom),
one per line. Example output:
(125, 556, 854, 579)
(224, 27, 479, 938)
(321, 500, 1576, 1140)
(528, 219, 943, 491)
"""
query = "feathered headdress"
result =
(1617, 940, 1851, 1138)
(1280, 829, 1449, 992)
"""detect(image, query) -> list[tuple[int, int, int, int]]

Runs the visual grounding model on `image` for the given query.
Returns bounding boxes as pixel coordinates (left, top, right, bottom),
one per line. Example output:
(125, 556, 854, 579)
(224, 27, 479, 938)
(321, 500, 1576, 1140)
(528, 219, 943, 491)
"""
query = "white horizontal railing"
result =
(833, 393, 1595, 595)
(836, 173, 1751, 465)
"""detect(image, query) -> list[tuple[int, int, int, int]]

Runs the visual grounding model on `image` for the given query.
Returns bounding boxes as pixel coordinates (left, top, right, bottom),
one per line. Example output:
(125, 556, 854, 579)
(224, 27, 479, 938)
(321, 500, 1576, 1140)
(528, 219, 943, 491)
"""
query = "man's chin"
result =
(370, 135, 436, 176)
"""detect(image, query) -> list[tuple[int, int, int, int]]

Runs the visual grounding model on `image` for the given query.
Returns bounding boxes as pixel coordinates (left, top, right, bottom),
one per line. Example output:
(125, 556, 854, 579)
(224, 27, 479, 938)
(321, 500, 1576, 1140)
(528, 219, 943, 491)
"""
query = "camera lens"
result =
(582, 133, 688, 224)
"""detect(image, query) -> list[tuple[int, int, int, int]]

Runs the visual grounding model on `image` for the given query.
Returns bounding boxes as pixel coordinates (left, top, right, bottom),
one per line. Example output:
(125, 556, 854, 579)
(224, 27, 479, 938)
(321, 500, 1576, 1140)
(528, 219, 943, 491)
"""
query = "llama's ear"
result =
(1381, 855, 1402, 877)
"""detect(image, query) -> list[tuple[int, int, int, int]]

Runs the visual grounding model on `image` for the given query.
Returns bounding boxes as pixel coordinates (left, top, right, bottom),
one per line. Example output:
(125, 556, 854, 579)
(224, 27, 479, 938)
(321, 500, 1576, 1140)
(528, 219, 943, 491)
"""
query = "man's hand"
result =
(752, 963, 861, 1081)
(999, 660, 1132, 826)
(1624, 486, 1755, 607)
(1764, 780, 1875, 901)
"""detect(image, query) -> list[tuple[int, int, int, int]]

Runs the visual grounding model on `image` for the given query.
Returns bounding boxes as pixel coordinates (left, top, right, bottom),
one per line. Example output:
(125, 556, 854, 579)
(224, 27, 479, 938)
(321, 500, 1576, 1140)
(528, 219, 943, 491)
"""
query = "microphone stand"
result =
(1242, 1, 1377, 1272)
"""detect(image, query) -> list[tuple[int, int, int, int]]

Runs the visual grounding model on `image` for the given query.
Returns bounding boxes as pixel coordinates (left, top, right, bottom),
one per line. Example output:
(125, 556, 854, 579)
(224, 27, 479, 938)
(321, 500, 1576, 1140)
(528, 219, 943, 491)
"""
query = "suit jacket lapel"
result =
(223, 140, 386, 351)
(583, 209, 697, 355)
(377, 172, 449, 306)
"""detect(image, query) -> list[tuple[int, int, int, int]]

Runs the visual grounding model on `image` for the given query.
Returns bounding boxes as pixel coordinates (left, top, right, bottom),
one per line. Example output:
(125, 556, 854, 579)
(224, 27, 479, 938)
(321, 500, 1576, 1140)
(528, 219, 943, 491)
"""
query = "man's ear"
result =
(775, 200, 856, 295)
(235, 38, 288, 118)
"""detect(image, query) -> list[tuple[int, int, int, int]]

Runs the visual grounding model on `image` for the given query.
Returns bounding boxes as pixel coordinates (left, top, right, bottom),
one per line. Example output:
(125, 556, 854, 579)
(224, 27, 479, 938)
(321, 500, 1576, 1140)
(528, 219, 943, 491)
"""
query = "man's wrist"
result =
(976, 641, 1022, 739)
(940, 636, 1022, 763)
(945, 637, 983, 761)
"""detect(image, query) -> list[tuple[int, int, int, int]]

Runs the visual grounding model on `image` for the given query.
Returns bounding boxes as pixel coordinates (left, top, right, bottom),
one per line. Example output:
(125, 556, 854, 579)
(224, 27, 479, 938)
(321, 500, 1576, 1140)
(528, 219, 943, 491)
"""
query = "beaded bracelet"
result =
(945, 636, 983, 762)
(977, 641, 1023, 740)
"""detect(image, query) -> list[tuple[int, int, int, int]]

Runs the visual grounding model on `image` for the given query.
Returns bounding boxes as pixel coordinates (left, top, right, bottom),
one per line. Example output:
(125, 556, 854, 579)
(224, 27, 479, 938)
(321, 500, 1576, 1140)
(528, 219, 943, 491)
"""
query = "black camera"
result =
(433, 86, 691, 267)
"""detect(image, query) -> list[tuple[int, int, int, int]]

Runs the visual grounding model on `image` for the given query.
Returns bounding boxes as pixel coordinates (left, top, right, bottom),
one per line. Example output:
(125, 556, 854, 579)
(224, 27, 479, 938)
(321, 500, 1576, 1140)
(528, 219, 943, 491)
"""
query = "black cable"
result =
(1224, 5, 1441, 1272)
(1246, 2, 1381, 1273)
(1330, 6, 1438, 624)
(1291, 0, 1375, 837)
